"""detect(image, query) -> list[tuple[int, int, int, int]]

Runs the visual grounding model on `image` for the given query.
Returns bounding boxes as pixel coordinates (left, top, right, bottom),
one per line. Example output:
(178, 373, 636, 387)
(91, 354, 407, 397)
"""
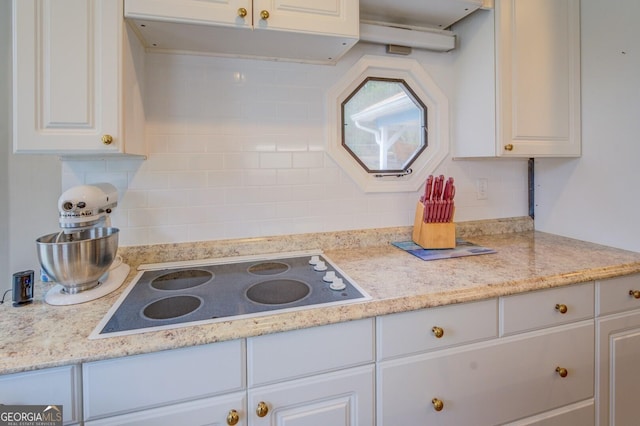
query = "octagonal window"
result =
(342, 77, 427, 173)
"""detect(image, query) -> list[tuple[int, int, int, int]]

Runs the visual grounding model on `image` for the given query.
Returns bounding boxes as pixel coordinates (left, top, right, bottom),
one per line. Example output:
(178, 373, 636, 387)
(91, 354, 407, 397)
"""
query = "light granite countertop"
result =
(2, 217, 640, 375)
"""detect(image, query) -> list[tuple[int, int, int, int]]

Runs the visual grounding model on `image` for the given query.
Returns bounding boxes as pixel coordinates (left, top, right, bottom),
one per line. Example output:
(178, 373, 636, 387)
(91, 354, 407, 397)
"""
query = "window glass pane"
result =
(342, 78, 427, 173)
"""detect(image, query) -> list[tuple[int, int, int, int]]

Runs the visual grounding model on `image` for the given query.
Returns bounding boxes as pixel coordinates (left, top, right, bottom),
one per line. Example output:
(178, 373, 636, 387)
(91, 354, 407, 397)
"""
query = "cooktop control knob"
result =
(313, 261, 327, 271)
(323, 271, 336, 282)
(330, 278, 346, 291)
(309, 255, 320, 265)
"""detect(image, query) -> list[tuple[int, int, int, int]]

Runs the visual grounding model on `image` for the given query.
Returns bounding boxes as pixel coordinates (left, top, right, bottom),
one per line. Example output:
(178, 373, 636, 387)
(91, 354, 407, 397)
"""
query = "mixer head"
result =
(58, 183, 119, 231)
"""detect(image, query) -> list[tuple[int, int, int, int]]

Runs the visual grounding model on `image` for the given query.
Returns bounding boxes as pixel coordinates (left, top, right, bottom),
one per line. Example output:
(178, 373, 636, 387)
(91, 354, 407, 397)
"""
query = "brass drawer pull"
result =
(555, 303, 568, 314)
(432, 326, 444, 338)
(227, 409, 239, 425)
(629, 290, 640, 299)
(432, 398, 444, 411)
(256, 401, 269, 418)
(556, 366, 568, 378)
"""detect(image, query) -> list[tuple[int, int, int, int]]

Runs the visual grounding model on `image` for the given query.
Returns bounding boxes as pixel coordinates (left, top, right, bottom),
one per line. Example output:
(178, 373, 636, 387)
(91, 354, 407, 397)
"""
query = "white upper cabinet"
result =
(124, 0, 359, 64)
(453, 0, 581, 158)
(12, 0, 146, 157)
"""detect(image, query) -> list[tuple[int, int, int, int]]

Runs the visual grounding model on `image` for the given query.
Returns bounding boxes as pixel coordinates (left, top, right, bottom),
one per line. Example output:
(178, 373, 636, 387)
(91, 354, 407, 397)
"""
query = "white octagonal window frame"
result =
(327, 55, 449, 192)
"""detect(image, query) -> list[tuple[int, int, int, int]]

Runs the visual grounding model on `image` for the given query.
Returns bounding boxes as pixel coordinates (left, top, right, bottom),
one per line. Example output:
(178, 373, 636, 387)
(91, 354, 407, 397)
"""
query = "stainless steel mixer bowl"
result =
(36, 227, 119, 294)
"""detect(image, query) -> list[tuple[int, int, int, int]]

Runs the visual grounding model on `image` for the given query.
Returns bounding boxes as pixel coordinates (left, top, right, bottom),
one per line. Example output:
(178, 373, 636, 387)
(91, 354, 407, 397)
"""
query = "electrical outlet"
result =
(476, 178, 488, 200)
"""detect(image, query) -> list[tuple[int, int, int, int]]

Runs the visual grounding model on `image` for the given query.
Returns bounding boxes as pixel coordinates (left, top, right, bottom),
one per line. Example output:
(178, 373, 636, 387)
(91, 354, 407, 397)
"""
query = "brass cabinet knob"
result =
(504, 143, 514, 151)
(256, 401, 269, 418)
(226, 409, 239, 426)
(237, 7, 247, 18)
(432, 326, 444, 338)
(629, 290, 640, 299)
(260, 10, 270, 20)
(555, 303, 568, 314)
(432, 398, 444, 412)
(556, 366, 568, 378)
(101, 134, 113, 145)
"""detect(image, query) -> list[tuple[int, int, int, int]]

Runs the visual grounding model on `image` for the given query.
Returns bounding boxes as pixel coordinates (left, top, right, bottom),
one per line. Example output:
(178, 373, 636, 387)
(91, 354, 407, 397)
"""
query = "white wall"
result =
(535, 0, 640, 252)
(62, 42, 528, 247)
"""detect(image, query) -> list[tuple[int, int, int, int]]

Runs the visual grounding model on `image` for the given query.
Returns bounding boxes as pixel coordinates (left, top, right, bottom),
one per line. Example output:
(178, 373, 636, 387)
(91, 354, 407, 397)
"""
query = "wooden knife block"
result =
(412, 202, 456, 249)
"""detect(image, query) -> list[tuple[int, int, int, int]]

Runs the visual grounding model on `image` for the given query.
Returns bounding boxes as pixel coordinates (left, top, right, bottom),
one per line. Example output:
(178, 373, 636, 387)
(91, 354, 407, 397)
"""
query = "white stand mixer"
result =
(37, 183, 130, 306)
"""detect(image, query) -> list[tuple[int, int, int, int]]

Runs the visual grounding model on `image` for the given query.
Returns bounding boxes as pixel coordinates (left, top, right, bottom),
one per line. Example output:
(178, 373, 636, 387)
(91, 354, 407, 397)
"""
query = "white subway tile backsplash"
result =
(147, 189, 190, 208)
(168, 172, 208, 189)
(224, 152, 260, 169)
(293, 152, 324, 169)
(259, 152, 292, 169)
(206, 171, 243, 187)
(128, 208, 169, 228)
(60, 49, 529, 246)
(128, 172, 170, 190)
(244, 169, 278, 186)
(277, 169, 308, 186)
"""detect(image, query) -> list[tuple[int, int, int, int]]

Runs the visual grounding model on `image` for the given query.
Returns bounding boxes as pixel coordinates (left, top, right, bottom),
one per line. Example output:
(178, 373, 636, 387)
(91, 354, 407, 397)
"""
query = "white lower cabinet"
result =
(378, 321, 594, 425)
(83, 340, 245, 423)
(0, 365, 82, 425)
(246, 318, 375, 426)
(377, 283, 595, 426)
(596, 274, 640, 426)
(84, 392, 246, 426)
(247, 365, 374, 426)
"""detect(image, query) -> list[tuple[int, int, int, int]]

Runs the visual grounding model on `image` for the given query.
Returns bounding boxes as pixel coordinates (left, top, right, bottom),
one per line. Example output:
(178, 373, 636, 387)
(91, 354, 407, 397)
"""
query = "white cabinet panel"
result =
(377, 299, 497, 360)
(505, 399, 594, 426)
(125, 0, 358, 63)
(12, 0, 145, 156)
(0, 365, 81, 425)
(248, 365, 374, 426)
(85, 392, 247, 426)
(596, 274, 640, 316)
(596, 309, 640, 426)
(452, 0, 581, 158)
(247, 318, 374, 386)
(83, 340, 245, 421)
(500, 282, 594, 335)
(378, 321, 594, 425)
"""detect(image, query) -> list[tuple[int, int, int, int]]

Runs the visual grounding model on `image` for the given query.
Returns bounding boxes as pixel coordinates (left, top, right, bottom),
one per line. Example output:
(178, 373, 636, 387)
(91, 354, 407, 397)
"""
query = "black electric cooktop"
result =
(91, 252, 369, 338)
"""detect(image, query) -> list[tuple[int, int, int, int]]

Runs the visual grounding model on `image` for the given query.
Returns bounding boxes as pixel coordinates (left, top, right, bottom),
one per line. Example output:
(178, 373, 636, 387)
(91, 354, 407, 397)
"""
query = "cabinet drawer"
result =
(83, 340, 244, 421)
(377, 321, 594, 426)
(596, 274, 640, 315)
(0, 365, 81, 425)
(84, 392, 246, 426)
(376, 299, 498, 360)
(247, 318, 374, 387)
(505, 399, 594, 426)
(500, 282, 594, 335)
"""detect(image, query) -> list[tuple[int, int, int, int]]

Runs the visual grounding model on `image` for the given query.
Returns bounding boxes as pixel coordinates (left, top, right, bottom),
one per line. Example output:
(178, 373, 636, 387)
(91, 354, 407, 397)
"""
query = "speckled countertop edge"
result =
(3, 217, 640, 375)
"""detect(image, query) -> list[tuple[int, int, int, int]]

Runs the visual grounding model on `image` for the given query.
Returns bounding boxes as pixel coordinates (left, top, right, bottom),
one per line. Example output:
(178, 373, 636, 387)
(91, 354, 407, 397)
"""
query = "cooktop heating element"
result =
(90, 251, 369, 339)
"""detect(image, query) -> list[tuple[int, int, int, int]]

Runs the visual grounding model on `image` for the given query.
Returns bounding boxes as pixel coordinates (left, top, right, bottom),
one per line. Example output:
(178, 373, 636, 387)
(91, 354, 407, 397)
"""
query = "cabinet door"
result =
(248, 365, 374, 426)
(596, 310, 640, 426)
(378, 321, 594, 426)
(252, 0, 358, 37)
(495, 0, 581, 157)
(83, 340, 245, 421)
(125, 0, 251, 28)
(85, 392, 246, 426)
(13, 0, 121, 153)
(0, 365, 81, 425)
